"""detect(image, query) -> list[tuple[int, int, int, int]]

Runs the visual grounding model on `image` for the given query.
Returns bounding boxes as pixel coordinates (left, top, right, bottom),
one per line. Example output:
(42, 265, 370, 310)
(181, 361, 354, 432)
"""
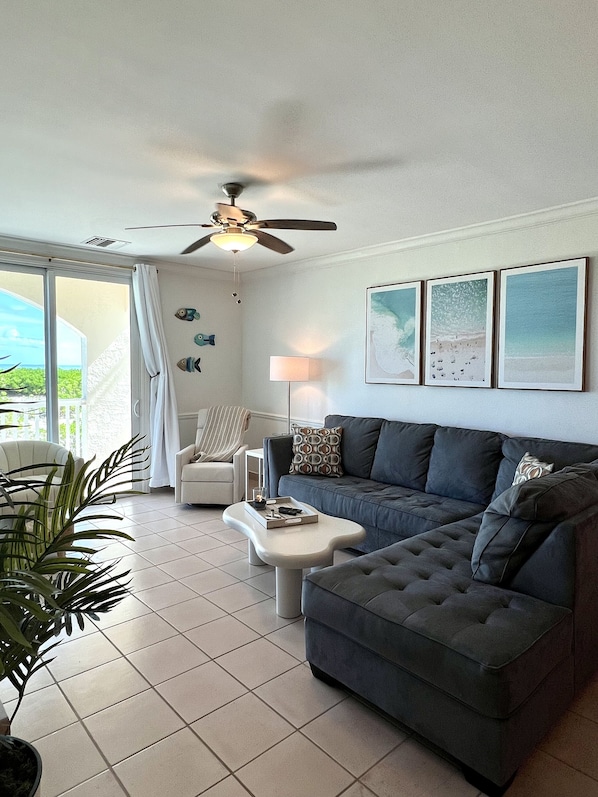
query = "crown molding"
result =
(245, 196, 598, 279)
(4, 195, 598, 281)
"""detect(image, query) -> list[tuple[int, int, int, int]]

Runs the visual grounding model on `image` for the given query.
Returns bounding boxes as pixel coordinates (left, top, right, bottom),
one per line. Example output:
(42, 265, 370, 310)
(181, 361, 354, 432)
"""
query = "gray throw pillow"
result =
(472, 462, 598, 585)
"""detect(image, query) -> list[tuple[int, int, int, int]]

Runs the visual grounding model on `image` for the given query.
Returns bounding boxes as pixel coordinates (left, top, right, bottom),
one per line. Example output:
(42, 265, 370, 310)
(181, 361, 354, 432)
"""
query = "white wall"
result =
(240, 202, 598, 445)
(156, 263, 243, 447)
(3, 203, 596, 458)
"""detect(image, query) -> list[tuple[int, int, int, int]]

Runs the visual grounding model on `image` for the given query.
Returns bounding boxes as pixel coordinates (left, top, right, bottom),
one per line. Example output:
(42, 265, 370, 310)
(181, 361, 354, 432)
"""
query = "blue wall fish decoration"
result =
(175, 308, 200, 321)
(194, 333, 215, 346)
(177, 357, 201, 373)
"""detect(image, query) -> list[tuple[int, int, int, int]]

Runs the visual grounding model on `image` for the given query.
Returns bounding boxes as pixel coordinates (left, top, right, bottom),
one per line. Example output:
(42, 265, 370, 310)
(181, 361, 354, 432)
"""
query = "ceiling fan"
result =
(126, 182, 337, 255)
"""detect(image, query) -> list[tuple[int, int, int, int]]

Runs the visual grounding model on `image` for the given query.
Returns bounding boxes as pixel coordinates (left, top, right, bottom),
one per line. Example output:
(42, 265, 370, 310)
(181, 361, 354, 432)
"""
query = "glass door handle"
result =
(133, 399, 141, 418)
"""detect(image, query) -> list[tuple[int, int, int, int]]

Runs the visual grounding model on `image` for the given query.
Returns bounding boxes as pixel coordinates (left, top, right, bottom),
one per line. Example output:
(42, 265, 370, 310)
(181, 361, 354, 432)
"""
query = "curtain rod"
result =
(0, 247, 135, 271)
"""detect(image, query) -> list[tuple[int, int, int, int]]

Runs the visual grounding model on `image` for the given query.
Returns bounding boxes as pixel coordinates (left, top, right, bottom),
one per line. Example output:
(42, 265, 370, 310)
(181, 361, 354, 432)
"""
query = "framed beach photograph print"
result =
(497, 258, 587, 391)
(366, 281, 422, 385)
(424, 271, 495, 387)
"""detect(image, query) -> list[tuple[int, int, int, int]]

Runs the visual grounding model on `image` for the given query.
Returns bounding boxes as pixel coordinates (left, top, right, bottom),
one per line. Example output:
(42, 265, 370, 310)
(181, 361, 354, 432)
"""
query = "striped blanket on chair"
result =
(191, 406, 251, 463)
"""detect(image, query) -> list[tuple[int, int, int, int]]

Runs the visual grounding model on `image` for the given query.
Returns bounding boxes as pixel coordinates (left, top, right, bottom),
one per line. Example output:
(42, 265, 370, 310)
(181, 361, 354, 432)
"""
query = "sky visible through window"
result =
(0, 290, 82, 367)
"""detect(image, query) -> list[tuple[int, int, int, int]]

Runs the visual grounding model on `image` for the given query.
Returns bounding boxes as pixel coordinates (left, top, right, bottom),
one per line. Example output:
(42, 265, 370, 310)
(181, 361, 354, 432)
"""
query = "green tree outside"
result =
(0, 368, 82, 399)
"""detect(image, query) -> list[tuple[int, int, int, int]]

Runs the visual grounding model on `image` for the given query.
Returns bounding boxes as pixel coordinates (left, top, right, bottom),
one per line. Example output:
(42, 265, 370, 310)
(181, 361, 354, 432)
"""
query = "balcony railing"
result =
(0, 399, 87, 457)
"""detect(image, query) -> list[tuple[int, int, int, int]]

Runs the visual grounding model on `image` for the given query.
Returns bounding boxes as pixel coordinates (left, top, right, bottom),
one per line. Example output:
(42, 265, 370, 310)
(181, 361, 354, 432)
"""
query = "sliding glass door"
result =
(0, 263, 143, 465)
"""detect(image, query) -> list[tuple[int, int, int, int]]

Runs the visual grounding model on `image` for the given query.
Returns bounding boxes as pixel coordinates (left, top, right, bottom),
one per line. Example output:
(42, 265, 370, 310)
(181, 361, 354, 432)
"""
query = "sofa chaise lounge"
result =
(263, 415, 598, 795)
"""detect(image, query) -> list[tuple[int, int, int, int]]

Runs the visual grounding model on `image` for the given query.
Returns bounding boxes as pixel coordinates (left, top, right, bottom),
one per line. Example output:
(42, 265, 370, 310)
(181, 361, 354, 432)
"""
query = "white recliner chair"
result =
(175, 408, 249, 505)
(0, 439, 84, 527)
(0, 440, 82, 477)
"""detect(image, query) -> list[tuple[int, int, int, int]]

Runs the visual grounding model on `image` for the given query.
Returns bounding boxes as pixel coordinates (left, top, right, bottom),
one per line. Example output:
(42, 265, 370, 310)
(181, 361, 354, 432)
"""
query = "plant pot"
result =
(0, 736, 42, 797)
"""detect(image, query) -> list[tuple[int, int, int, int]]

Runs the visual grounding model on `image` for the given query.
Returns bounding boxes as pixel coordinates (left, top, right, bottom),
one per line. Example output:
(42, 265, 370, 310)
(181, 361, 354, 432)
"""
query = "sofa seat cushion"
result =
(373, 486, 485, 539)
(181, 462, 234, 483)
(303, 519, 572, 718)
(279, 474, 484, 540)
(279, 474, 385, 532)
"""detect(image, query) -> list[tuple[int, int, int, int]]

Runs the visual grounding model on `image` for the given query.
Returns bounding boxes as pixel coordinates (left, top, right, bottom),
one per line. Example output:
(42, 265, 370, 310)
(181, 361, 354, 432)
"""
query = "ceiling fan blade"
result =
(181, 234, 215, 254)
(253, 229, 294, 254)
(252, 219, 337, 231)
(216, 203, 252, 224)
(125, 223, 215, 230)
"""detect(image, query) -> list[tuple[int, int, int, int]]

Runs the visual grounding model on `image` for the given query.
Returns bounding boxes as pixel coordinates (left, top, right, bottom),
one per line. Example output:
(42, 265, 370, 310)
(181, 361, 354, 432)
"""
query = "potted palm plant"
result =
(0, 360, 149, 796)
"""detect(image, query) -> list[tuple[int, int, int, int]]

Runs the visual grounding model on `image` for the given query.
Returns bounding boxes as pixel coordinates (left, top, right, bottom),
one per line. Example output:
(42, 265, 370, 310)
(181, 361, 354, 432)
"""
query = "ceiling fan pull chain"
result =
(232, 257, 241, 304)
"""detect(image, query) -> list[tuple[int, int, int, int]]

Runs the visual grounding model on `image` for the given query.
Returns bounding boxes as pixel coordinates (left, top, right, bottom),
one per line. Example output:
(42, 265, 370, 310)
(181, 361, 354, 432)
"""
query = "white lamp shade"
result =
(269, 356, 310, 382)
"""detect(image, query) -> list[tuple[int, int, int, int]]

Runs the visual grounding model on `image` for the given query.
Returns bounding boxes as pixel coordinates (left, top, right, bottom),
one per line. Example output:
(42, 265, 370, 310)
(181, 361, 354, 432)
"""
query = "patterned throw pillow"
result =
(512, 452, 554, 486)
(289, 426, 344, 477)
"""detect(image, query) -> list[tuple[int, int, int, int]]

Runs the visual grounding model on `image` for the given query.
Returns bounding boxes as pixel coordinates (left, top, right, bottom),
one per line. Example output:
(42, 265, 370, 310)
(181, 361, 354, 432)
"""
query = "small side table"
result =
(245, 448, 264, 499)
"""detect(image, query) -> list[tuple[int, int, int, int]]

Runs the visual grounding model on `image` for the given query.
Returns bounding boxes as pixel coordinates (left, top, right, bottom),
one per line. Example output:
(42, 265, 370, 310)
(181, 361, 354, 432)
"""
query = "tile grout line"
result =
(18, 494, 581, 797)
(79, 532, 333, 789)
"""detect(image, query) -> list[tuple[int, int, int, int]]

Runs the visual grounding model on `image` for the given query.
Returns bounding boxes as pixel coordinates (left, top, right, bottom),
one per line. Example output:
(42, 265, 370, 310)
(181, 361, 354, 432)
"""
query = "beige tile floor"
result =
(3, 490, 598, 797)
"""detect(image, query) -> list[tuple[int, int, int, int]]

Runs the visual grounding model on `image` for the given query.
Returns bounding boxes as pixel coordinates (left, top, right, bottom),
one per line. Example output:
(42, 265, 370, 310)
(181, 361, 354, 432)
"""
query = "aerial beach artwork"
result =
(366, 281, 422, 384)
(498, 258, 587, 391)
(424, 272, 495, 387)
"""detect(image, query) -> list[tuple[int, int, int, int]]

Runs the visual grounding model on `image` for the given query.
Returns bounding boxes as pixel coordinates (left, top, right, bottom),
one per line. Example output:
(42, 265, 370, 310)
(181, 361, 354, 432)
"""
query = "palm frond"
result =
(0, 432, 150, 718)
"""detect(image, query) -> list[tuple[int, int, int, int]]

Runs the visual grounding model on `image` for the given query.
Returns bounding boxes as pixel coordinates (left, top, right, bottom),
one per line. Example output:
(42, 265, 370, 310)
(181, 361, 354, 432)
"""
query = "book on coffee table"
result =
(244, 496, 319, 529)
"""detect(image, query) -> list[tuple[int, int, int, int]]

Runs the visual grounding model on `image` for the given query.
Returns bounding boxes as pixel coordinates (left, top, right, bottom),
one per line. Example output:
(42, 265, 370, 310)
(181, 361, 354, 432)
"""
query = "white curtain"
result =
(132, 263, 181, 487)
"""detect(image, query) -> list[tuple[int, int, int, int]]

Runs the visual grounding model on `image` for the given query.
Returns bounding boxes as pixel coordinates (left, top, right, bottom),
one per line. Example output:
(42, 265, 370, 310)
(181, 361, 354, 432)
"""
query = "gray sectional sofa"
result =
(263, 414, 598, 795)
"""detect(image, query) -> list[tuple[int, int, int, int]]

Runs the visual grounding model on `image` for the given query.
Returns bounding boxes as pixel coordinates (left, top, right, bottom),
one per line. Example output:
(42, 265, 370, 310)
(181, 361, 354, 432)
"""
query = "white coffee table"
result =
(222, 501, 366, 618)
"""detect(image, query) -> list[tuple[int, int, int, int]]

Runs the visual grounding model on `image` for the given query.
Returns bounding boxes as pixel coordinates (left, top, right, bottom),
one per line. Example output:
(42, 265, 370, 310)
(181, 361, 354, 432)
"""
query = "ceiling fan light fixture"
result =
(210, 227, 258, 252)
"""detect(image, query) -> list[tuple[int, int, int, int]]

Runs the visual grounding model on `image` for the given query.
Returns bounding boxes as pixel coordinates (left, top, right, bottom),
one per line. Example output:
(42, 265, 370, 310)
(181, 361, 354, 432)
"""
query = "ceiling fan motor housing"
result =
(221, 182, 244, 201)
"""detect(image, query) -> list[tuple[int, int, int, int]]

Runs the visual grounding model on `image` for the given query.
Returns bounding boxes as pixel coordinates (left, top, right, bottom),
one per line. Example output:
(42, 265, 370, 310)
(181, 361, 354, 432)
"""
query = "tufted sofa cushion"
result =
(373, 486, 485, 539)
(303, 517, 572, 718)
(279, 474, 380, 533)
(278, 474, 486, 542)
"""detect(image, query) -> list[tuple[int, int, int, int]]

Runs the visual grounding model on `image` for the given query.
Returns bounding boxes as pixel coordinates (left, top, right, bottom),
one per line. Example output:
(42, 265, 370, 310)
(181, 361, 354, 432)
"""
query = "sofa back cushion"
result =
(425, 426, 505, 504)
(325, 415, 384, 478)
(472, 462, 598, 585)
(493, 436, 598, 499)
(370, 420, 438, 490)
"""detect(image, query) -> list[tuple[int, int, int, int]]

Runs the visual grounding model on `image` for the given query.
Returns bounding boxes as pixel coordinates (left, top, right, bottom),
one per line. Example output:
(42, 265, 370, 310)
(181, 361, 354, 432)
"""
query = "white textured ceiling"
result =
(1, 1, 597, 272)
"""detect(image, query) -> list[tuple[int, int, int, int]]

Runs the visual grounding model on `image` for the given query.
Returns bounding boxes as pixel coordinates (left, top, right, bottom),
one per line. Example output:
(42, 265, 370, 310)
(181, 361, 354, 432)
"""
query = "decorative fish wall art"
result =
(177, 357, 201, 373)
(175, 308, 200, 321)
(194, 333, 215, 346)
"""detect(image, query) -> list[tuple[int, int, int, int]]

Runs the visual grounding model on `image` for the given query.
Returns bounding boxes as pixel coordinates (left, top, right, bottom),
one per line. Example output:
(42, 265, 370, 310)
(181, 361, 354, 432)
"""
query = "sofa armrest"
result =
(175, 444, 196, 503)
(263, 435, 293, 498)
(507, 503, 598, 690)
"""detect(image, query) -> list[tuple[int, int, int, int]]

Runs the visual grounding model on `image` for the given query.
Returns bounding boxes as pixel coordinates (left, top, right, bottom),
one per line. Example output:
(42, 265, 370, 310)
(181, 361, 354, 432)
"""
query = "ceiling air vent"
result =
(81, 237, 130, 249)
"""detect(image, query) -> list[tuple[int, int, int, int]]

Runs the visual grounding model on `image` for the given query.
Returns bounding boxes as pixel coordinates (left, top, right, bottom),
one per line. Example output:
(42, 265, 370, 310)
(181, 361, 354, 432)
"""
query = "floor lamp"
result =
(269, 356, 310, 434)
